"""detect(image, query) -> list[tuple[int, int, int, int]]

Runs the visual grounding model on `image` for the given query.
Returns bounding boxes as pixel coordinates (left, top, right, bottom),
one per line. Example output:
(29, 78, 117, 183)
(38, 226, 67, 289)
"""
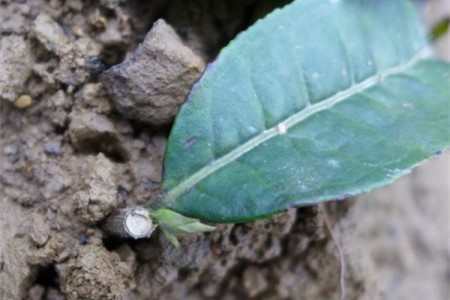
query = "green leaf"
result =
(151, 208, 215, 247)
(161, 0, 450, 223)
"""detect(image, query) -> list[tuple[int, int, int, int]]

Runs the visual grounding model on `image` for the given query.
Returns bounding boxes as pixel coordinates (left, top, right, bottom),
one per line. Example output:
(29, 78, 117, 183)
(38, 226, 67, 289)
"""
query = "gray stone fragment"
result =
(0, 35, 34, 102)
(102, 19, 205, 125)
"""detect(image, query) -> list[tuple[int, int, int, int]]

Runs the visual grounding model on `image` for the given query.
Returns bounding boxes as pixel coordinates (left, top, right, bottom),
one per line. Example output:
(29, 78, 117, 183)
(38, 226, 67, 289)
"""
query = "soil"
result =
(0, 0, 449, 299)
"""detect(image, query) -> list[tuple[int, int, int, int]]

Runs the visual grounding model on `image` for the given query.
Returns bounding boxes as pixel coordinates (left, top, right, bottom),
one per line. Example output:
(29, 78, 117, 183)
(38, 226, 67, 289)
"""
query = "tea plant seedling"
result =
(104, 0, 450, 249)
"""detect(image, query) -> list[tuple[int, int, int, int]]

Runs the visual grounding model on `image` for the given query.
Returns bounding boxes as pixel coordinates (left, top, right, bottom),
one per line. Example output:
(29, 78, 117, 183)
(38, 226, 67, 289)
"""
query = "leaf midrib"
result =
(163, 48, 432, 206)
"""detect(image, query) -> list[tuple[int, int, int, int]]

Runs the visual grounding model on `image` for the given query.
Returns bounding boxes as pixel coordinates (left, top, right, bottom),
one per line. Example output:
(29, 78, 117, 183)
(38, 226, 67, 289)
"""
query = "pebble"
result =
(14, 95, 32, 108)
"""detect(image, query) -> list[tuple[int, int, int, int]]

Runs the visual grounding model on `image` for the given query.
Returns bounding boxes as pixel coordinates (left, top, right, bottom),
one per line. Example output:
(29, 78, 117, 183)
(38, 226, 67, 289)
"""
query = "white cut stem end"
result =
(102, 207, 156, 239)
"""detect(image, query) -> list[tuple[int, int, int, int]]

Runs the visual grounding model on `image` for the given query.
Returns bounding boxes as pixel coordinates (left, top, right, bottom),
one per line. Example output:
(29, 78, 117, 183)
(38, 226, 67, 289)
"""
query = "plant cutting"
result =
(104, 0, 450, 247)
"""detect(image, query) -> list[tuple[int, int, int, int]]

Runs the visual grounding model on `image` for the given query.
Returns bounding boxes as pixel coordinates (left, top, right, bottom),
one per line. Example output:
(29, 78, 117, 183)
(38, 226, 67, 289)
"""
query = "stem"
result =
(102, 206, 156, 239)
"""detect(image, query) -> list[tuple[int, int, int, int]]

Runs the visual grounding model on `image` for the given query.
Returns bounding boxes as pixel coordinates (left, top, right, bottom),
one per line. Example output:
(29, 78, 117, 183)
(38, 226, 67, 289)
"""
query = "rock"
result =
(102, 19, 205, 125)
(32, 14, 70, 56)
(68, 109, 128, 160)
(0, 35, 34, 102)
(72, 153, 118, 224)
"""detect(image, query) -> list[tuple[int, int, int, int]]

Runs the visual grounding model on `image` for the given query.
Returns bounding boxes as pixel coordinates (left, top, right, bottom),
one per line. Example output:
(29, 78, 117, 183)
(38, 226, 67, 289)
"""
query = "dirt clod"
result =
(27, 234, 76, 266)
(72, 153, 118, 224)
(102, 19, 205, 125)
(68, 109, 128, 160)
(57, 244, 131, 300)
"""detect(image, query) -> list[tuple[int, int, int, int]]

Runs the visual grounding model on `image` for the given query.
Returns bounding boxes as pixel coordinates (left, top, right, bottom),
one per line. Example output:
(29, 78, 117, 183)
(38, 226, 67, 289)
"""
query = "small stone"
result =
(0, 35, 34, 102)
(14, 95, 33, 108)
(32, 14, 70, 56)
(102, 19, 205, 125)
(44, 140, 63, 156)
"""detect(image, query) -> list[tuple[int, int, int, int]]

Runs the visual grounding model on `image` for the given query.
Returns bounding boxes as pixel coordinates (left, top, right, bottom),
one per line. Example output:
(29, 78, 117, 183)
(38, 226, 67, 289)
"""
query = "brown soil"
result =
(0, 1, 448, 299)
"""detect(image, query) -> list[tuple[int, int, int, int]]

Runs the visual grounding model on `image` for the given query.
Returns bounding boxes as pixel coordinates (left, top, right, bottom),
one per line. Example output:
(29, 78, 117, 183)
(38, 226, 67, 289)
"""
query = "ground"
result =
(0, 0, 449, 299)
